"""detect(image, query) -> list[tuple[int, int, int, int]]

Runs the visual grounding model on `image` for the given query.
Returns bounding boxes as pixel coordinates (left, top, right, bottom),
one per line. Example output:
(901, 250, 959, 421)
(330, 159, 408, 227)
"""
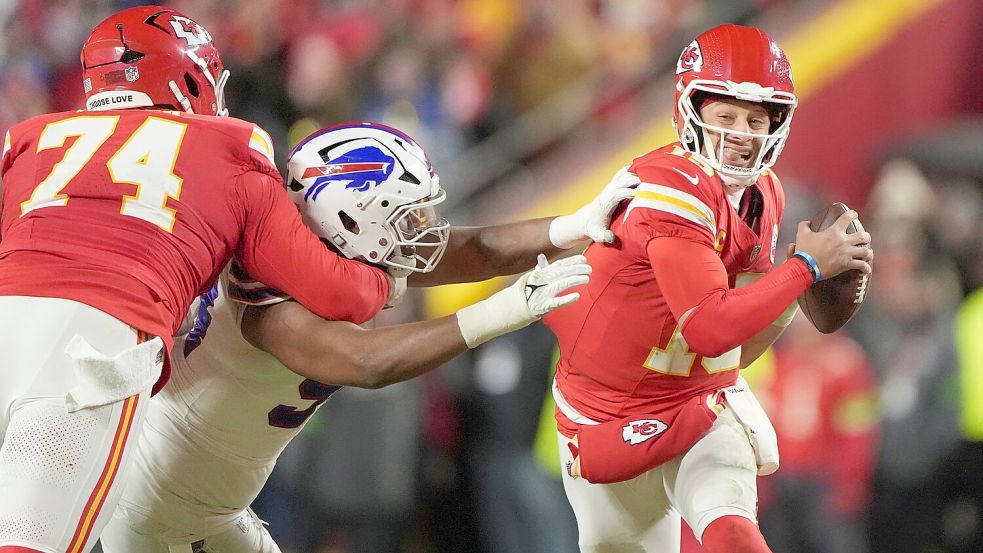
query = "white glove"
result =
(548, 165, 640, 249)
(456, 254, 591, 348)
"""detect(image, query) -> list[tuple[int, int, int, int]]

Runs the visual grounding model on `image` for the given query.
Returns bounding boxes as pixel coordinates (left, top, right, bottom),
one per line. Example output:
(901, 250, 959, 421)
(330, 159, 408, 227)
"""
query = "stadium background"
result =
(2, 0, 982, 551)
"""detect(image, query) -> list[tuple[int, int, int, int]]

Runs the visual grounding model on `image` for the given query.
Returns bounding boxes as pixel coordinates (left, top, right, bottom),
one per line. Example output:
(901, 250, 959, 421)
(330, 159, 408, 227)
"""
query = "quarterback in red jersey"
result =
(0, 7, 390, 553)
(543, 24, 874, 553)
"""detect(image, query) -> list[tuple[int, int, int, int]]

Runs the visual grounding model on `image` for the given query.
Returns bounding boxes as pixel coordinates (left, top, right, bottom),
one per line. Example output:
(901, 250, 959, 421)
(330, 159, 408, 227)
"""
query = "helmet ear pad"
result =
(286, 122, 451, 274)
(81, 6, 229, 116)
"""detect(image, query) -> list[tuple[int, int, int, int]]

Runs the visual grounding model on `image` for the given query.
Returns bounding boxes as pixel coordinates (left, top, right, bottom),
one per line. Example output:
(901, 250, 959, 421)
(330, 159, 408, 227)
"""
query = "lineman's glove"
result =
(456, 254, 590, 348)
(548, 165, 639, 249)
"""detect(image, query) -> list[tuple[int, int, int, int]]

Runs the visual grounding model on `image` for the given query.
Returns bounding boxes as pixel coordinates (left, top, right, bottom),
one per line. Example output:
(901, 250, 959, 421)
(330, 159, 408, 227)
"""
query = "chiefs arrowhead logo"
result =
(169, 15, 213, 46)
(676, 40, 703, 75)
(622, 419, 669, 445)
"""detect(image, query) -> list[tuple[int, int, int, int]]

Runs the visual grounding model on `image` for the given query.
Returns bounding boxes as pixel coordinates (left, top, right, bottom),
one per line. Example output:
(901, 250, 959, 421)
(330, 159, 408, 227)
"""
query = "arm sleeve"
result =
(647, 236, 813, 357)
(232, 170, 390, 324)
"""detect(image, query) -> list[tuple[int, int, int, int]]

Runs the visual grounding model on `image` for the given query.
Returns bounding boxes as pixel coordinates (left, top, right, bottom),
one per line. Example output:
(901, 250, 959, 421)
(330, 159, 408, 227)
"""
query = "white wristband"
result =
(548, 214, 583, 249)
(455, 275, 537, 348)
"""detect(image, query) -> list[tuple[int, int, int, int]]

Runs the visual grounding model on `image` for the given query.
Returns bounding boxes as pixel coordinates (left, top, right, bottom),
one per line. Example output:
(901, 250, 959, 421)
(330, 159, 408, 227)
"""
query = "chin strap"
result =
(168, 80, 194, 113)
(168, 50, 231, 116)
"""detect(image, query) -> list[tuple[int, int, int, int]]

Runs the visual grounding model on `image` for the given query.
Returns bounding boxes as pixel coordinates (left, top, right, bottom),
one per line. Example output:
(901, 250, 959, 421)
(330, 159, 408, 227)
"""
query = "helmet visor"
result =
(387, 189, 450, 273)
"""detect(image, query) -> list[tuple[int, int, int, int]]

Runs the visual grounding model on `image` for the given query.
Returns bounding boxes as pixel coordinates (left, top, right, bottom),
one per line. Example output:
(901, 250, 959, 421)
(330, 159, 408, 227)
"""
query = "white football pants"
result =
(558, 408, 760, 553)
(0, 296, 157, 553)
(100, 506, 281, 553)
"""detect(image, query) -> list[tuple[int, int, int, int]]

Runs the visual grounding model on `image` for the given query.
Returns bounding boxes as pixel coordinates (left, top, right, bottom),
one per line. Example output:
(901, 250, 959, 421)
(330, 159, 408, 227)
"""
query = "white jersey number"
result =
(643, 327, 740, 376)
(21, 115, 187, 232)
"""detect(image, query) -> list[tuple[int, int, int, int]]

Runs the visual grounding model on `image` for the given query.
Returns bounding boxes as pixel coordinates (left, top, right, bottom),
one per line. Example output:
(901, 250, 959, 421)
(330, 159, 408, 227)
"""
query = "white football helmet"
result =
(286, 122, 450, 274)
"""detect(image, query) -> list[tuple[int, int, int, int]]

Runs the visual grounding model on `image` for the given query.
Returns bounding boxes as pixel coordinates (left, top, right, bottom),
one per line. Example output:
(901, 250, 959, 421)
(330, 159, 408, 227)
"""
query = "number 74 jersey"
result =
(1, 109, 389, 392)
(0, 109, 280, 349)
(544, 143, 784, 428)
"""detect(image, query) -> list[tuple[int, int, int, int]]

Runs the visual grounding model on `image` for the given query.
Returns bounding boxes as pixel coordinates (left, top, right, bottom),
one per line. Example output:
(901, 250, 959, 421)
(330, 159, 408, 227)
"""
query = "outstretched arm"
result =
(409, 166, 638, 287)
(242, 301, 466, 389)
(242, 255, 591, 388)
(409, 218, 559, 287)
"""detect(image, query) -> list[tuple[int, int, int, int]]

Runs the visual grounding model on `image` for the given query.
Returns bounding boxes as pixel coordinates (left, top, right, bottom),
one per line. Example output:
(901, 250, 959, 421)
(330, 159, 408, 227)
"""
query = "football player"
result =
(542, 24, 874, 553)
(97, 122, 633, 553)
(0, 7, 401, 552)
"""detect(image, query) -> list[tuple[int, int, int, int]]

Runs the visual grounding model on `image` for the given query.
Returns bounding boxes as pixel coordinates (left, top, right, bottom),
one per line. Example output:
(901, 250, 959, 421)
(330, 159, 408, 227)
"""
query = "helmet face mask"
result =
(672, 24, 797, 187)
(287, 122, 450, 274)
(81, 6, 229, 116)
(387, 189, 449, 273)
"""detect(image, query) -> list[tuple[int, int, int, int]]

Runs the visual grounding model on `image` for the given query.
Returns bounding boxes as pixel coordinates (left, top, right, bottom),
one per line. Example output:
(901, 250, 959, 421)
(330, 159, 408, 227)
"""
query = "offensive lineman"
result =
(543, 24, 875, 553)
(0, 7, 398, 552)
(98, 122, 633, 552)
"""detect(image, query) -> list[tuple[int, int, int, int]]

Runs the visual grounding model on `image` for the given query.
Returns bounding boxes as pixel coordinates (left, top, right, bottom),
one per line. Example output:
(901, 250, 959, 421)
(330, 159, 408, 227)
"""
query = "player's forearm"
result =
(682, 261, 811, 357)
(243, 302, 467, 389)
(739, 323, 785, 368)
(649, 237, 813, 358)
(735, 274, 792, 368)
(409, 219, 561, 286)
(334, 317, 468, 389)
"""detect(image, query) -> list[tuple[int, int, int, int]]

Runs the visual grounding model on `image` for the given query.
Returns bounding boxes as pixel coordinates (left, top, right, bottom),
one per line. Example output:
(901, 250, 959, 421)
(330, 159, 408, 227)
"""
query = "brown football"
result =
(797, 202, 871, 333)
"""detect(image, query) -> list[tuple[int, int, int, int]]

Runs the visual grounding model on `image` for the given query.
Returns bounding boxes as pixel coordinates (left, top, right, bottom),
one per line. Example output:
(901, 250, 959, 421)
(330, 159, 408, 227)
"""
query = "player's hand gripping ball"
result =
(797, 202, 871, 333)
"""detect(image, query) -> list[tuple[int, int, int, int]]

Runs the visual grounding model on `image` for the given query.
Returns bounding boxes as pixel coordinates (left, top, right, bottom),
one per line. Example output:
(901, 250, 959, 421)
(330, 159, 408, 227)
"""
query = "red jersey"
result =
(545, 143, 785, 430)
(0, 110, 390, 390)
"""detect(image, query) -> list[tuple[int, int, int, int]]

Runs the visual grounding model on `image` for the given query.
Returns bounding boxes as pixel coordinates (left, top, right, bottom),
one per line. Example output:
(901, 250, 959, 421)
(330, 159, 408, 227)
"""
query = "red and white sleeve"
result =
(647, 236, 812, 357)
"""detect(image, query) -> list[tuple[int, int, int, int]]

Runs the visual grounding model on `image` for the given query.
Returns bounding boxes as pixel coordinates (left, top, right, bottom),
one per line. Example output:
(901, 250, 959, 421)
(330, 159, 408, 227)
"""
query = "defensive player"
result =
(542, 24, 875, 553)
(0, 7, 398, 553)
(97, 122, 632, 553)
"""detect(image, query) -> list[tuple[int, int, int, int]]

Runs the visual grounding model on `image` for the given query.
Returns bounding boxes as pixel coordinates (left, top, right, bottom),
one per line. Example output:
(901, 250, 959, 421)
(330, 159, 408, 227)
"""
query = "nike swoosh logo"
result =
(673, 168, 700, 185)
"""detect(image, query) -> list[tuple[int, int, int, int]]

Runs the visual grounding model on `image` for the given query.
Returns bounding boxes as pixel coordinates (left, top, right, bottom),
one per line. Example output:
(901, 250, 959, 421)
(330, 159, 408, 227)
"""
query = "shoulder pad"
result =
(1, 130, 10, 163)
(627, 152, 721, 237)
(195, 115, 278, 173)
(248, 125, 275, 166)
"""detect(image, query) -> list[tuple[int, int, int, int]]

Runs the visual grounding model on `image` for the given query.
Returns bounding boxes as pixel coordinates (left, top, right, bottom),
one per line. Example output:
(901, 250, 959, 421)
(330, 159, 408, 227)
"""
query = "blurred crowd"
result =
(3, 1, 982, 553)
(0, 0, 708, 175)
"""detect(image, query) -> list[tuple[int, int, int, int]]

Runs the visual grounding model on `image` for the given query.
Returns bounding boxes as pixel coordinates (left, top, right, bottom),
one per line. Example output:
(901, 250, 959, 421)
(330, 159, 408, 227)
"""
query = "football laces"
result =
(854, 272, 870, 304)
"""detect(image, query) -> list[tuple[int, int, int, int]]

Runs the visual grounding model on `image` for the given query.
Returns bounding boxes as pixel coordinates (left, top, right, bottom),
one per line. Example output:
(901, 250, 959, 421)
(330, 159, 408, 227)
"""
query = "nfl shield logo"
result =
(124, 66, 139, 82)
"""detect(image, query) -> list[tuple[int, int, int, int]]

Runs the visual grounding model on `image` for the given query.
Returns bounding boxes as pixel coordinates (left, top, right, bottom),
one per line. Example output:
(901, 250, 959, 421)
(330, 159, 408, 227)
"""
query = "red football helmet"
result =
(81, 6, 229, 116)
(673, 24, 796, 186)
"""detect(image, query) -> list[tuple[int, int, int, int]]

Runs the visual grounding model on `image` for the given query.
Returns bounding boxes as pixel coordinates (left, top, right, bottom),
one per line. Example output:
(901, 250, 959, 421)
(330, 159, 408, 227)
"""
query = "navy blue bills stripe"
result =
(228, 284, 288, 304)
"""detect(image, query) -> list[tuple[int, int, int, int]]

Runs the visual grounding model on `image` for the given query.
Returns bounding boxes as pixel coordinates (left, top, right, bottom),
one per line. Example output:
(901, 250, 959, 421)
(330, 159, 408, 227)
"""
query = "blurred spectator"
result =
(854, 160, 965, 553)
(948, 286, 983, 553)
(465, 324, 578, 553)
(755, 316, 880, 553)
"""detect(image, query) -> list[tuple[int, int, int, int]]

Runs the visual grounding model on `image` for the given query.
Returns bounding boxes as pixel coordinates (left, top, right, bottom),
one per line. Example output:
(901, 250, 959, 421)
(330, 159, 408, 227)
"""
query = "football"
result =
(797, 202, 871, 333)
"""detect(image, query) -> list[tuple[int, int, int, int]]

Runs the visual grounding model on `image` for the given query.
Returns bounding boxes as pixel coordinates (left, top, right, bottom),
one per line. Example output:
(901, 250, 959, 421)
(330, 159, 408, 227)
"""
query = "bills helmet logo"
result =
(622, 419, 669, 445)
(676, 40, 703, 75)
(300, 146, 395, 202)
